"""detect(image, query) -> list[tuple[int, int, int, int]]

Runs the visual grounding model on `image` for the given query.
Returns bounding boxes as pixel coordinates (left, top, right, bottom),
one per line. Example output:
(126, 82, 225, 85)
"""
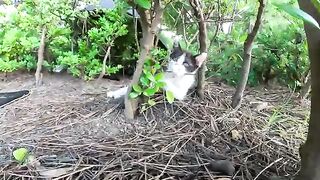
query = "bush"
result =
(0, 0, 130, 79)
(207, 7, 309, 89)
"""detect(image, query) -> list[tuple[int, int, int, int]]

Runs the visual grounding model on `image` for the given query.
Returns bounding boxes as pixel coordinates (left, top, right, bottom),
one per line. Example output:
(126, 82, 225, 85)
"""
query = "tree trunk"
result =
(300, 68, 311, 99)
(124, 1, 163, 119)
(231, 0, 265, 109)
(295, 1, 320, 180)
(189, 0, 208, 99)
(35, 26, 47, 87)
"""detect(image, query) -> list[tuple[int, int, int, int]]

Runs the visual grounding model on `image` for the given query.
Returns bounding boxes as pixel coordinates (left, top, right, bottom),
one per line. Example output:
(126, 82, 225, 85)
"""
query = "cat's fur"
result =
(107, 42, 207, 101)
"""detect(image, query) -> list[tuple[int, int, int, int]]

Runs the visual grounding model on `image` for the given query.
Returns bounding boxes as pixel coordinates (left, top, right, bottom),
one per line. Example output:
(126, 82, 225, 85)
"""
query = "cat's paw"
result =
(173, 93, 186, 101)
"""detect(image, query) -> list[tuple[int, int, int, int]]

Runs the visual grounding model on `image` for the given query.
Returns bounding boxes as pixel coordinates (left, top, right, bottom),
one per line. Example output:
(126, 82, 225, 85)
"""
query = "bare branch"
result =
(231, 0, 266, 109)
(35, 26, 47, 87)
(189, 0, 208, 99)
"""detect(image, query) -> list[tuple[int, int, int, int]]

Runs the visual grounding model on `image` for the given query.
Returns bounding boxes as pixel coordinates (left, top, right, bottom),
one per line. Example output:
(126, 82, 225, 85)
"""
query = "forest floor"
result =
(0, 71, 310, 180)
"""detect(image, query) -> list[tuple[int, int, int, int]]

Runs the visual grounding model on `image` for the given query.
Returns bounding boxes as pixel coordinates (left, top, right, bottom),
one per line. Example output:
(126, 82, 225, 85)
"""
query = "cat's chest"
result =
(163, 73, 196, 88)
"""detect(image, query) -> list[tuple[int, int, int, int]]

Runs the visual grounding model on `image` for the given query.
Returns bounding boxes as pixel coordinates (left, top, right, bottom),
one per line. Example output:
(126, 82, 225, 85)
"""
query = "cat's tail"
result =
(107, 86, 128, 99)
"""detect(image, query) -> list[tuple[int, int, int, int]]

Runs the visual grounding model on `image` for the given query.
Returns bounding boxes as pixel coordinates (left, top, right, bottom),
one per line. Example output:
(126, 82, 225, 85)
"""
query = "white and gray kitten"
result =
(107, 42, 207, 101)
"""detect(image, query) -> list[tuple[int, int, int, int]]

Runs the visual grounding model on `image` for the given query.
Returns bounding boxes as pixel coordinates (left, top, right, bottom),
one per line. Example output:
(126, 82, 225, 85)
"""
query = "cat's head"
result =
(167, 41, 207, 76)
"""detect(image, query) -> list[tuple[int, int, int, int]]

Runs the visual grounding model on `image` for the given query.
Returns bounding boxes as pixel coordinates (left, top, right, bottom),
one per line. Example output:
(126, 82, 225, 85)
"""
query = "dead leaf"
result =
(231, 129, 243, 141)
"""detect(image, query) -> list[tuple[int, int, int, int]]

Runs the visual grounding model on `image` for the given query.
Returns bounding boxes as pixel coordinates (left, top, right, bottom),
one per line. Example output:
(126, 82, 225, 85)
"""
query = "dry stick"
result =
(188, 31, 199, 48)
(189, 0, 208, 99)
(35, 26, 47, 87)
(98, 46, 111, 80)
(231, 0, 265, 109)
(228, 0, 239, 33)
(157, 134, 194, 178)
(253, 158, 283, 180)
(209, 23, 220, 48)
(209, 0, 221, 48)
(124, 1, 163, 119)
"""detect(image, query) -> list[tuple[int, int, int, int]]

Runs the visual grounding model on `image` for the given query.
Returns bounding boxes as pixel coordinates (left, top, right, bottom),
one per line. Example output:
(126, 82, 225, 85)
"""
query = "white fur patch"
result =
(107, 86, 128, 99)
(162, 73, 196, 100)
(169, 53, 187, 77)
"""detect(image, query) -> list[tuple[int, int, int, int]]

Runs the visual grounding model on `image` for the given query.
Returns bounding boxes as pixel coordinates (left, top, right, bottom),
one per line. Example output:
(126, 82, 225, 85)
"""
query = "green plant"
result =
(0, 25, 39, 72)
(12, 147, 29, 164)
(129, 48, 173, 109)
(56, 5, 128, 80)
(206, 1, 309, 89)
(0, 0, 128, 79)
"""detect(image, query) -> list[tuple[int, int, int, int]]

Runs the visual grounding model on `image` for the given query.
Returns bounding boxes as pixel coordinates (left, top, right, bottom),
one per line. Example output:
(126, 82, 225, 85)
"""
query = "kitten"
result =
(107, 41, 207, 101)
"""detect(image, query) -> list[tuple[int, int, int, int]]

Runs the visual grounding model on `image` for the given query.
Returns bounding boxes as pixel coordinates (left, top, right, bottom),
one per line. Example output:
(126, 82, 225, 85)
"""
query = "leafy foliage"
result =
(273, 2, 320, 29)
(134, 0, 151, 9)
(129, 48, 170, 108)
(55, 7, 128, 80)
(0, 0, 312, 93)
(206, 0, 309, 89)
(0, 0, 128, 79)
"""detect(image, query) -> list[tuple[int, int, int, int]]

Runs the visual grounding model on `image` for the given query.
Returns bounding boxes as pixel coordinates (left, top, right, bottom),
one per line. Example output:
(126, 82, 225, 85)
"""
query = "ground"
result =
(0, 72, 310, 180)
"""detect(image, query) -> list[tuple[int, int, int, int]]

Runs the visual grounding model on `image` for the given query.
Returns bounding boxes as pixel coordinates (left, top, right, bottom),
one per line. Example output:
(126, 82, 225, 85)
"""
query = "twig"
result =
(253, 158, 283, 180)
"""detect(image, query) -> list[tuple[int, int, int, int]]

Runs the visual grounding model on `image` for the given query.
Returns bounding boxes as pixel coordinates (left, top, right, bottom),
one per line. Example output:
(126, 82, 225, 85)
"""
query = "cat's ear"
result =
(195, 52, 208, 67)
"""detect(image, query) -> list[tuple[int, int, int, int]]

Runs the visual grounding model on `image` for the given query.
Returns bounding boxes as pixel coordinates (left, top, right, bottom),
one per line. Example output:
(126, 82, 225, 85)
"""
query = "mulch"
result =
(0, 73, 310, 180)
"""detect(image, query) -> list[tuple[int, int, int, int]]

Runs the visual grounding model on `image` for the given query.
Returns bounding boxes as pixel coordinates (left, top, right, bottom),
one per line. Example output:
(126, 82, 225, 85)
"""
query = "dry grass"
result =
(0, 77, 310, 180)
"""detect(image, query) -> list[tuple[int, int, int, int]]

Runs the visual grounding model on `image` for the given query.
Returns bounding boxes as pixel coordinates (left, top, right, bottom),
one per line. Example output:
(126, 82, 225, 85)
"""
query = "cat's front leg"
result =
(163, 80, 187, 100)
(172, 89, 188, 100)
(107, 86, 128, 99)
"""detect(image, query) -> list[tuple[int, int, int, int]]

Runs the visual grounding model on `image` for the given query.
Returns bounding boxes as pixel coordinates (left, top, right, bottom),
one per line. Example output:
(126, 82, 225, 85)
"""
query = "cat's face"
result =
(167, 43, 207, 76)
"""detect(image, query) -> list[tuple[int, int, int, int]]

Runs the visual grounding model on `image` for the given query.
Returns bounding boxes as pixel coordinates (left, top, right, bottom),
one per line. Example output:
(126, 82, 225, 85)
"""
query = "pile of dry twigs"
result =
(0, 81, 309, 179)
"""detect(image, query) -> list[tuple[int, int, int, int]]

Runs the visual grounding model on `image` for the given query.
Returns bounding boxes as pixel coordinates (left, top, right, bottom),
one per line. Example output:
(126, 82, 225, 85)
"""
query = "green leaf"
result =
(156, 81, 166, 88)
(140, 76, 149, 86)
(155, 73, 164, 81)
(273, 3, 320, 30)
(158, 31, 173, 49)
(129, 92, 140, 99)
(312, 0, 320, 13)
(148, 99, 156, 106)
(154, 63, 161, 70)
(145, 71, 156, 82)
(158, 31, 189, 50)
(134, 0, 151, 9)
(13, 148, 28, 163)
(179, 41, 188, 50)
(166, 91, 175, 104)
(132, 84, 143, 93)
(151, 67, 156, 74)
(143, 88, 157, 97)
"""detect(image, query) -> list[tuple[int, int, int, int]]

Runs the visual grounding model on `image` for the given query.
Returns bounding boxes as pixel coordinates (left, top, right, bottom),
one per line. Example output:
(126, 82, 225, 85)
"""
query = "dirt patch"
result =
(0, 72, 310, 179)
(0, 72, 131, 140)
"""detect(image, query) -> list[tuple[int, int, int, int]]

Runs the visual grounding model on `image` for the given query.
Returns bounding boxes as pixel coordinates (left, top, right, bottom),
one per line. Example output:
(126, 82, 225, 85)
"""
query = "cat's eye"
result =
(183, 62, 189, 66)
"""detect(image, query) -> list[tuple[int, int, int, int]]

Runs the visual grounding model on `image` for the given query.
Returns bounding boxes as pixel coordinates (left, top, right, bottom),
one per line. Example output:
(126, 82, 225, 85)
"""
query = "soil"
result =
(0, 71, 135, 142)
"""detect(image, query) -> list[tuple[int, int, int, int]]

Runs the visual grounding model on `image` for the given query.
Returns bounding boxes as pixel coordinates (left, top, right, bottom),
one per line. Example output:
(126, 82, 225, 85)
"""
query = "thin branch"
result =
(189, 0, 209, 99)
(98, 46, 111, 80)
